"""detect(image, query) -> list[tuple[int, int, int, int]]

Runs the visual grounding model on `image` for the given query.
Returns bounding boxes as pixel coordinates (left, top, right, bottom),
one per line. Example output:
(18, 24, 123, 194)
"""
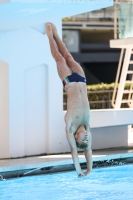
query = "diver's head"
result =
(74, 126, 89, 150)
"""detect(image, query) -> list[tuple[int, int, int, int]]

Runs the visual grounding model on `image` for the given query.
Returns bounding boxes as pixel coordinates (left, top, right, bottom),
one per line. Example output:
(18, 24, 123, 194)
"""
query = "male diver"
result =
(45, 23, 92, 177)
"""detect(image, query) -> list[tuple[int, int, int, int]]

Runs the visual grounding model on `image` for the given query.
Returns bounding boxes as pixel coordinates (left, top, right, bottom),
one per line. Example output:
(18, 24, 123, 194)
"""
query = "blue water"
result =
(0, 165, 133, 200)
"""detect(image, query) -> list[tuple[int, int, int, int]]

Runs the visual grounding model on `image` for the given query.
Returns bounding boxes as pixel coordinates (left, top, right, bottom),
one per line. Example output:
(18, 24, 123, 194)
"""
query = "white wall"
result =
(91, 126, 128, 150)
(0, 19, 68, 158)
(90, 109, 133, 149)
(24, 64, 47, 155)
(0, 60, 9, 158)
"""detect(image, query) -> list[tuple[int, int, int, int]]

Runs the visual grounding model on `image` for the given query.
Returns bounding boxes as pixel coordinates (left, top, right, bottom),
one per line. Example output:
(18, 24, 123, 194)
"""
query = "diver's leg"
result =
(45, 23, 72, 80)
(51, 22, 85, 77)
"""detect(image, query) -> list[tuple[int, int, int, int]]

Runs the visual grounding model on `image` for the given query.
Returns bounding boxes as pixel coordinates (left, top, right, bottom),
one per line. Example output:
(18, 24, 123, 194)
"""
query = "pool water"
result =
(0, 164, 133, 200)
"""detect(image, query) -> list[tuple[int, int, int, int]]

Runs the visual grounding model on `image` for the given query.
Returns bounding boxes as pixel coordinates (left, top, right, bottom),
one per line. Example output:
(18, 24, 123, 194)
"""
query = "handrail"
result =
(127, 74, 133, 107)
(111, 48, 125, 107)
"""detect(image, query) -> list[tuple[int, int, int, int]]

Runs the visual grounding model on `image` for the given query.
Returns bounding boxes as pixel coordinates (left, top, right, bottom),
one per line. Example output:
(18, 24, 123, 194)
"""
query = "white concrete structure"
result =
(90, 108, 133, 149)
(3, 0, 132, 159)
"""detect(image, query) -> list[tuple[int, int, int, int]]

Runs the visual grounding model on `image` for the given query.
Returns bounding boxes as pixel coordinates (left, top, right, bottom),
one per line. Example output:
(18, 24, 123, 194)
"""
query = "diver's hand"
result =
(84, 170, 91, 176)
(78, 171, 85, 178)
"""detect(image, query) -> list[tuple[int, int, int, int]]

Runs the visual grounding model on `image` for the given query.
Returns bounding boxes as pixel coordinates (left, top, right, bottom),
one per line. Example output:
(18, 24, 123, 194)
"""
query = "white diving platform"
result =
(90, 108, 133, 128)
(110, 38, 133, 48)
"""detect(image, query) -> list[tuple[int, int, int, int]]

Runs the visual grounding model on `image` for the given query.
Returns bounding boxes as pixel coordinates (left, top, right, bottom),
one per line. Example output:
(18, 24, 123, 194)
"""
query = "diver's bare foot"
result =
(45, 23, 53, 38)
(51, 23, 58, 36)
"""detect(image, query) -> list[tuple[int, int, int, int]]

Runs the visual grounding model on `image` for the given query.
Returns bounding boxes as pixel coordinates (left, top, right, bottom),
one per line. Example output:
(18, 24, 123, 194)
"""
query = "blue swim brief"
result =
(62, 72, 86, 87)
